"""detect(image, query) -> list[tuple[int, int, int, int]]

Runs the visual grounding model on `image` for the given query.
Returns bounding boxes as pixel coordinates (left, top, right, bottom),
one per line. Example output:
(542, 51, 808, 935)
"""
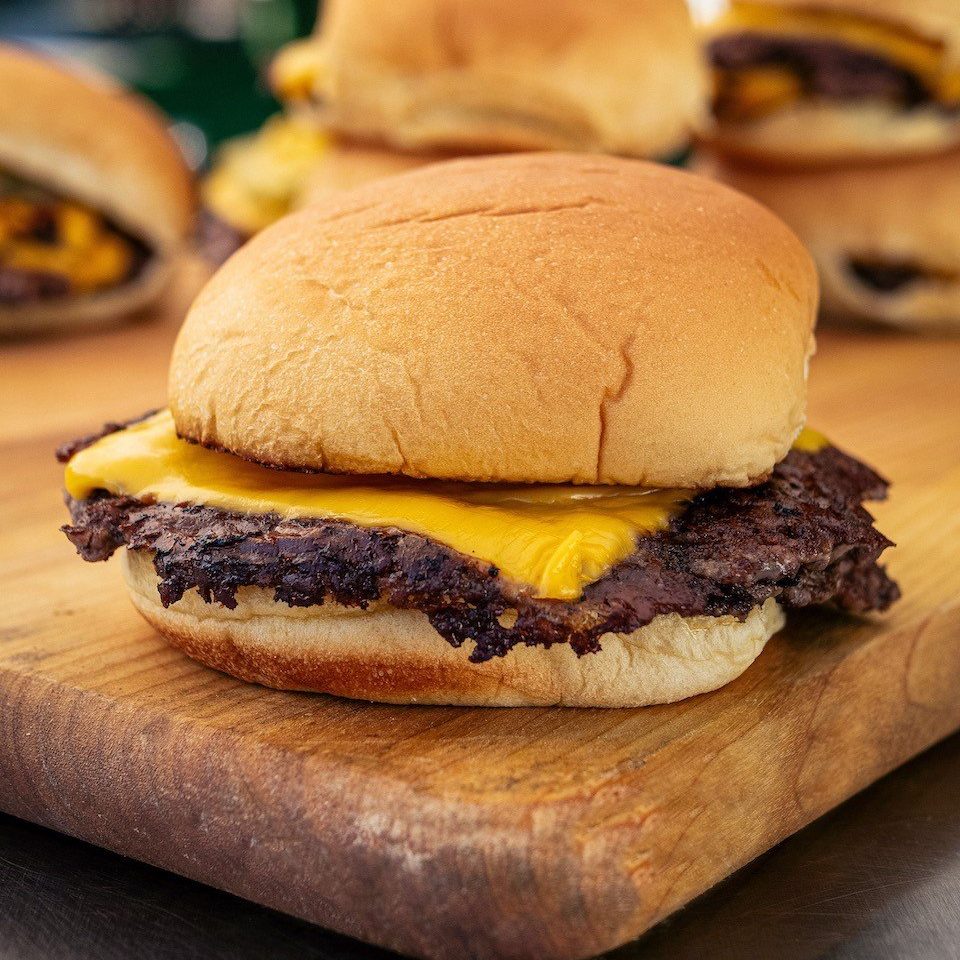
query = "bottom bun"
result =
(708, 101, 960, 167)
(0, 257, 174, 338)
(124, 550, 784, 707)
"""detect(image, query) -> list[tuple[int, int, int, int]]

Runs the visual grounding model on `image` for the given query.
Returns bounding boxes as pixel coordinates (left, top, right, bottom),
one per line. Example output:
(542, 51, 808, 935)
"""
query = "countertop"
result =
(2, 731, 959, 960)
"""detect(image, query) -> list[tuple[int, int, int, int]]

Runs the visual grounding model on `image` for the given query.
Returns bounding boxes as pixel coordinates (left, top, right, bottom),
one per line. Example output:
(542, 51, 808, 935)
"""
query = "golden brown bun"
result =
(123, 550, 784, 707)
(275, 0, 706, 158)
(703, 150, 960, 331)
(706, 102, 960, 168)
(170, 153, 817, 488)
(0, 44, 195, 334)
(296, 141, 442, 208)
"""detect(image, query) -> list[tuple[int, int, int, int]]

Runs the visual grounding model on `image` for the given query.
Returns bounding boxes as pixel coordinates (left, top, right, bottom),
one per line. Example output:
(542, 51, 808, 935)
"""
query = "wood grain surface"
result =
(1, 266, 959, 960)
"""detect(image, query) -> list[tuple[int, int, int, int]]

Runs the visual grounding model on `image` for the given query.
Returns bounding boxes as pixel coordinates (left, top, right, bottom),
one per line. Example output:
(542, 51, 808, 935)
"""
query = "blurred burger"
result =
(705, 0, 960, 165)
(199, 0, 708, 263)
(706, 150, 960, 330)
(197, 116, 331, 264)
(198, 117, 437, 263)
(0, 45, 194, 336)
(59, 154, 898, 707)
(273, 0, 707, 157)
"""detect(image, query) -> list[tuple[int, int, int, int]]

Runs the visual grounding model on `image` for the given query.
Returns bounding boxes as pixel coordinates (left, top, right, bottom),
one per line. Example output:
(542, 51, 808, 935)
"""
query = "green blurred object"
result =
(131, 33, 282, 153)
(2, 0, 320, 165)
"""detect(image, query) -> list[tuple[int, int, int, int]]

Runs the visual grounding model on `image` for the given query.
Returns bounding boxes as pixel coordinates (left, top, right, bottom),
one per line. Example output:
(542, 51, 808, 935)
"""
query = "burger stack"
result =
(60, 153, 899, 707)
(701, 0, 960, 332)
(199, 0, 708, 262)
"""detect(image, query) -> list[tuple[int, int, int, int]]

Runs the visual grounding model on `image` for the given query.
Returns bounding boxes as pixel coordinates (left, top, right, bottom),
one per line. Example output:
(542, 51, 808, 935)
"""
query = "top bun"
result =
(170, 153, 816, 489)
(0, 44, 194, 254)
(271, 0, 706, 159)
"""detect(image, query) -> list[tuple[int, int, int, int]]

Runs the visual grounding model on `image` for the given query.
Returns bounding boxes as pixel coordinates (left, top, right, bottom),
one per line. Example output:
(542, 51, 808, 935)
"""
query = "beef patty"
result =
(59, 423, 899, 663)
(709, 33, 936, 111)
(0, 194, 151, 305)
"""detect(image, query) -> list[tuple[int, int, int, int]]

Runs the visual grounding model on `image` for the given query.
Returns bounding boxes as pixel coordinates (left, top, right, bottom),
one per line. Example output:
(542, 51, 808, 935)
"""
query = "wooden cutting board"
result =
(2, 263, 959, 960)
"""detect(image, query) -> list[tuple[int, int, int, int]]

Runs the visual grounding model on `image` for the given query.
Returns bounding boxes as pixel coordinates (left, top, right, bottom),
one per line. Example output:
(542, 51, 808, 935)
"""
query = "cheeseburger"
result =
(201, 0, 708, 263)
(705, 150, 960, 331)
(705, 0, 960, 165)
(0, 45, 194, 335)
(271, 0, 707, 157)
(59, 154, 898, 707)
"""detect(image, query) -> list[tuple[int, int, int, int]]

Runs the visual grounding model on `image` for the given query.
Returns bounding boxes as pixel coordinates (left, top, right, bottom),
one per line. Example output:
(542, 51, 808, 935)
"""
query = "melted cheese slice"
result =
(716, 1, 960, 106)
(65, 411, 690, 600)
(65, 411, 827, 601)
(0, 197, 134, 293)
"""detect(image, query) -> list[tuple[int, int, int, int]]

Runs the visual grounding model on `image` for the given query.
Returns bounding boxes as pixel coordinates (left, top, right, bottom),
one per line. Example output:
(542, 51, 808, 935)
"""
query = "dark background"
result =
(0, 0, 320, 168)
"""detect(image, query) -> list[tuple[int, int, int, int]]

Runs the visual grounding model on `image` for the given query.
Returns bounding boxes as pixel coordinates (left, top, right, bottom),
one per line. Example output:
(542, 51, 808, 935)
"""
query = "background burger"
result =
(0, 44, 194, 336)
(200, 0, 707, 262)
(198, 117, 441, 264)
(274, 0, 707, 157)
(705, 0, 960, 165)
(704, 149, 960, 331)
(59, 154, 898, 707)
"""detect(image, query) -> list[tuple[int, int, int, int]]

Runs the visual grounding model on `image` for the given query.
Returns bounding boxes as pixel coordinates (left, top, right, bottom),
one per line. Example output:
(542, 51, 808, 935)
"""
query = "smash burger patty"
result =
(709, 34, 933, 109)
(60, 424, 898, 664)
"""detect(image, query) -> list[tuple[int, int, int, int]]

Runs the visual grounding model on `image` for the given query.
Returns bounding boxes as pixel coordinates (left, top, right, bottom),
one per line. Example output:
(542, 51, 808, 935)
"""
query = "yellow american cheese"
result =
(64, 411, 827, 601)
(0, 198, 133, 293)
(790, 425, 828, 453)
(716, 1, 960, 108)
(714, 66, 803, 121)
